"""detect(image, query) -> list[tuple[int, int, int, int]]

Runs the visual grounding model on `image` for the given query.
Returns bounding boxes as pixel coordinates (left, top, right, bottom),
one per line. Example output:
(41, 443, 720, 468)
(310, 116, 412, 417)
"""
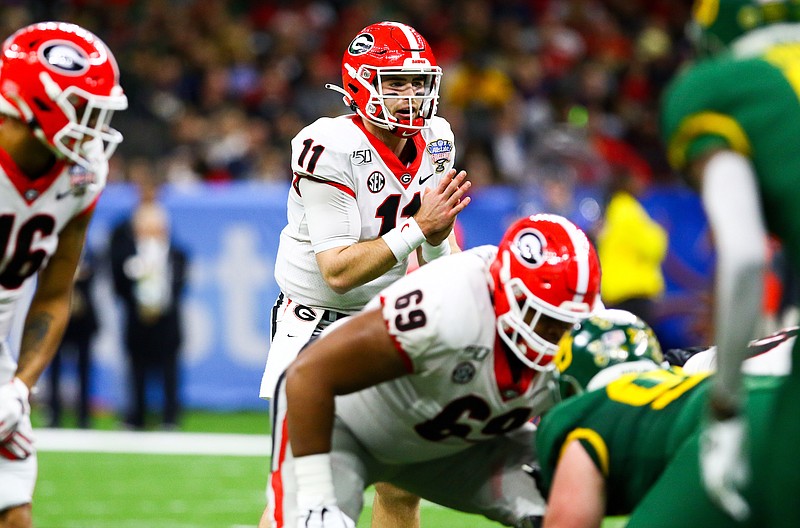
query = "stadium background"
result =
(0, 1, 719, 416)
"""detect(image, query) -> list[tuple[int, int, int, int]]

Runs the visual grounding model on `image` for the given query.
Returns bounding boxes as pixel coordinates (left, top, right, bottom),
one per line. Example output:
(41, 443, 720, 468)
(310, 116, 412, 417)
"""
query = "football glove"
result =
(294, 454, 355, 528)
(699, 413, 751, 521)
(0, 417, 34, 460)
(0, 377, 30, 440)
(296, 505, 355, 528)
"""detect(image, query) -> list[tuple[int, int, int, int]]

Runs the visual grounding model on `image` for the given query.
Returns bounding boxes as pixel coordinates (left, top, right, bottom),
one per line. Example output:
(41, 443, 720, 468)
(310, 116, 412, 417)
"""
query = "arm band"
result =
(421, 239, 451, 262)
(382, 217, 426, 262)
(294, 453, 337, 509)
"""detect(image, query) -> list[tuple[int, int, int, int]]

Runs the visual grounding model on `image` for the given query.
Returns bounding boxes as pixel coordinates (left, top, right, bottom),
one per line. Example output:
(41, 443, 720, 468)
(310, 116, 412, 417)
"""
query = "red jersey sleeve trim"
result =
(380, 295, 414, 374)
(77, 194, 101, 218)
(293, 172, 356, 199)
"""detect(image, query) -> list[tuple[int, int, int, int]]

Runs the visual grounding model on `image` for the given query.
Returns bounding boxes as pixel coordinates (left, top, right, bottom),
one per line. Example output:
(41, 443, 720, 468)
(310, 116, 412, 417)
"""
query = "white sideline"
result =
(35, 428, 272, 456)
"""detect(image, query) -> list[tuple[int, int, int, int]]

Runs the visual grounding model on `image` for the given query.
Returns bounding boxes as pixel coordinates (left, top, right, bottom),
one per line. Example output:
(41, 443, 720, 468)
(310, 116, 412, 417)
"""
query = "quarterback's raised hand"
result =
(294, 454, 355, 528)
(0, 416, 34, 460)
(415, 168, 471, 246)
(699, 409, 750, 521)
(0, 377, 30, 440)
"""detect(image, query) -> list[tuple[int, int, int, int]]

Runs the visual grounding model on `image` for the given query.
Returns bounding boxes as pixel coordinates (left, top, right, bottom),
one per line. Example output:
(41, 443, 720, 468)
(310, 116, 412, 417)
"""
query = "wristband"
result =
(382, 217, 426, 262)
(294, 453, 337, 509)
(421, 239, 451, 262)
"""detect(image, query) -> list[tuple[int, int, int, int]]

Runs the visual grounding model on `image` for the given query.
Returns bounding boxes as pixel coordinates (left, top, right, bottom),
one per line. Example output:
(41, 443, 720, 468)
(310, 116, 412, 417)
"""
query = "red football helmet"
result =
(490, 214, 602, 371)
(0, 22, 127, 173)
(326, 21, 441, 137)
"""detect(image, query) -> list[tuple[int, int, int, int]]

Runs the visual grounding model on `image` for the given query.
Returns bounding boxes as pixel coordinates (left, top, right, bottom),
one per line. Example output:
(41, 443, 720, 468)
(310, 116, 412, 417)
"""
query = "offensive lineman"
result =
(265, 214, 602, 528)
(258, 21, 469, 527)
(0, 22, 127, 527)
(659, 0, 800, 523)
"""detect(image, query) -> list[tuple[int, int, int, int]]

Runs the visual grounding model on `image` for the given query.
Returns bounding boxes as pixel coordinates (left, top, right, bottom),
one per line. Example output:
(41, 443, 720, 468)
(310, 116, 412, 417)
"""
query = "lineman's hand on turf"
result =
(297, 505, 355, 528)
(0, 377, 30, 440)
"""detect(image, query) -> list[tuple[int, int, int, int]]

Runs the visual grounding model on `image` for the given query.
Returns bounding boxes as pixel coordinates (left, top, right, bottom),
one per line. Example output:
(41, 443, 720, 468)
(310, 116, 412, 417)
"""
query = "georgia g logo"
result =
(348, 33, 374, 56)
(512, 229, 547, 268)
(40, 41, 90, 76)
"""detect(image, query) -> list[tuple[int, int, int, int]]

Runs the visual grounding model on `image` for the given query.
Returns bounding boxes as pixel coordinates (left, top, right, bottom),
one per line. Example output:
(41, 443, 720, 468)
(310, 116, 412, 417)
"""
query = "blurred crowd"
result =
(1, 0, 693, 201)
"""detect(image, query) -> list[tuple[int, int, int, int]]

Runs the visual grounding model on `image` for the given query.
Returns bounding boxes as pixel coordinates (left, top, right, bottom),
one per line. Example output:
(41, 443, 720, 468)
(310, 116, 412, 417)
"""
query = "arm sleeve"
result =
(300, 177, 362, 253)
(702, 150, 768, 408)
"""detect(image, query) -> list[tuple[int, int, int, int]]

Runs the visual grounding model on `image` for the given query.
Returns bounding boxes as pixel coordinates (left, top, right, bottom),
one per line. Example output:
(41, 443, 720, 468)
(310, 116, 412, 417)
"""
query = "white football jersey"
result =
(335, 246, 558, 464)
(274, 114, 456, 313)
(0, 154, 103, 349)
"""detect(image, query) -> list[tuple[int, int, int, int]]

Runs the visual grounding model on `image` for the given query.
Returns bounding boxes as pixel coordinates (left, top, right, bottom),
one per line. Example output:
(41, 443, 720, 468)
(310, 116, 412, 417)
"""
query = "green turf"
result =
(30, 405, 270, 435)
(30, 410, 627, 527)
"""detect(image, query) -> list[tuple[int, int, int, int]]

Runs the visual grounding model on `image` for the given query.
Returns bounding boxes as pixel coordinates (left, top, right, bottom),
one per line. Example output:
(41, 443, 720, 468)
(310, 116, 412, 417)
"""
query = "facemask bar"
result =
(345, 62, 441, 132)
(497, 276, 592, 371)
(41, 72, 128, 172)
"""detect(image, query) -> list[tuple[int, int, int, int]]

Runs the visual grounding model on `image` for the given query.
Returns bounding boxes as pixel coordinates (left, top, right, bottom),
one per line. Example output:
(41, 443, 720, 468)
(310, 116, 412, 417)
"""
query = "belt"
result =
(277, 293, 348, 323)
(321, 309, 348, 323)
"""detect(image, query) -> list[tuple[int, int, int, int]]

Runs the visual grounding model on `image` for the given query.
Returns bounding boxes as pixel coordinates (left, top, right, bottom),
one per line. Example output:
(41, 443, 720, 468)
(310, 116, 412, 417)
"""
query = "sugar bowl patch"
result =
(427, 139, 453, 173)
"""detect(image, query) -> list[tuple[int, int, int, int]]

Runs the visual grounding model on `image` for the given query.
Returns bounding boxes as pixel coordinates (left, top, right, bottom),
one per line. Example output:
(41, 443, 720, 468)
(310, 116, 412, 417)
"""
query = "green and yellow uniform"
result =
(537, 369, 711, 516)
(661, 19, 800, 526)
(538, 370, 784, 526)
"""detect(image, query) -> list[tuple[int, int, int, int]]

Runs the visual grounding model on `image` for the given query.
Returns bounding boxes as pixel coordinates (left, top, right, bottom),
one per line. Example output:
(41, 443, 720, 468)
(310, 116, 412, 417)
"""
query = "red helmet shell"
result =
(490, 214, 602, 370)
(0, 22, 127, 171)
(339, 21, 441, 137)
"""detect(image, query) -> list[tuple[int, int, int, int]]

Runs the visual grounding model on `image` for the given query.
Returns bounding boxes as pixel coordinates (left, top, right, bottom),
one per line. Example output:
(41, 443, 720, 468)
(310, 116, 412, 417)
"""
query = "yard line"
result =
(35, 428, 272, 456)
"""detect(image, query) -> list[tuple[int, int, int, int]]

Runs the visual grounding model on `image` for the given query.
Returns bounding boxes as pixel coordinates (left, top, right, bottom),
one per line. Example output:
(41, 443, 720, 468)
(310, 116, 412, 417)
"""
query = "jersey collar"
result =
(351, 115, 424, 189)
(0, 147, 66, 205)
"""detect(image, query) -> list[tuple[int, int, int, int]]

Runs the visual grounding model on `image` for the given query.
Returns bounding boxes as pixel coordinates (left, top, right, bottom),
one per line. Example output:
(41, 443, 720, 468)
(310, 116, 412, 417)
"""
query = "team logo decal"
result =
(348, 33, 374, 55)
(512, 229, 547, 268)
(39, 41, 90, 76)
(452, 362, 476, 384)
(427, 139, 453, 173)
(367, 171, 385, 193)
(294, 304, 317, 322)
(400, 172, 412, 185)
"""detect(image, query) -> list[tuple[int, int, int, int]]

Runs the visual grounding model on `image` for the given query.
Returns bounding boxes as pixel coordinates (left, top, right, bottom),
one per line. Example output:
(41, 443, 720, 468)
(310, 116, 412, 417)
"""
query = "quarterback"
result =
(0, 21, 126, 527)
(258, 21, 469, 526)
(264, 214, 602, 528)
(660, 0, 800, 523)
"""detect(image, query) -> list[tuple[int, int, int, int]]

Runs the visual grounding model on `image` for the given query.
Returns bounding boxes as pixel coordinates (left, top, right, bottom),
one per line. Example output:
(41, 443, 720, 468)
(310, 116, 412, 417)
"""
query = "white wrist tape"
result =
(382, 217, 426, 262)
(294, 453, 337, 509)
(421, 239, 451, 262)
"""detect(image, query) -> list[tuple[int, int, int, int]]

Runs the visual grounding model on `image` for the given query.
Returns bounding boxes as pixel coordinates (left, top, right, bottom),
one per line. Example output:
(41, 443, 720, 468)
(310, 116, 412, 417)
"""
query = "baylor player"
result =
(660, 0, 800, 523)
(536, 311, 792, 528)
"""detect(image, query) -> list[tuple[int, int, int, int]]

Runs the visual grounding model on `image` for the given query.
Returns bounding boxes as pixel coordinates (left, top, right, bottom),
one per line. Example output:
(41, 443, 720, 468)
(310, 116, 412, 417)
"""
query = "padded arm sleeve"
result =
(702, 150, 767, 409)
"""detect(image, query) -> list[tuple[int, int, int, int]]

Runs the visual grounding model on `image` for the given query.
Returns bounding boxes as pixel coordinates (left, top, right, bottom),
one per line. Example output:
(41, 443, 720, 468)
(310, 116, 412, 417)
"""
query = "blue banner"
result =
(75, 181, 708, 413)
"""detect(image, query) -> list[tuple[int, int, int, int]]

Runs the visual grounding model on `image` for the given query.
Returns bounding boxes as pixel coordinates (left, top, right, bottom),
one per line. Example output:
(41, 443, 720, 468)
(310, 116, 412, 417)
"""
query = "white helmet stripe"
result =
(389, 21, 422, 59)
(540, 213, 591, 303)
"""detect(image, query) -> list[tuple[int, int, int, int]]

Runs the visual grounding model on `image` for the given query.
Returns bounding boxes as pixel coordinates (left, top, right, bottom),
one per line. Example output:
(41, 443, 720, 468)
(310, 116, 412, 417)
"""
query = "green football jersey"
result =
(661, 37, 800, 268)
(536, 369, 712, 515)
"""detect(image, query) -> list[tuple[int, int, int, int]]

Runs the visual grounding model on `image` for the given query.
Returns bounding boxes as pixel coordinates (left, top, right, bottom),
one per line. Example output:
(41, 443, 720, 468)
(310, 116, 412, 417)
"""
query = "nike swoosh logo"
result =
(419, 174, 434, 185)
(55, 190, 73, 200)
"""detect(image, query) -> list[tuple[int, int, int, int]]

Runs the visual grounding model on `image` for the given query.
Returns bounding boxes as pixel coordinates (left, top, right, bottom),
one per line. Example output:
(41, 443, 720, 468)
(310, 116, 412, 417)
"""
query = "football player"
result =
(0, 21, 127, 527)
(536, 311, 794, 528)
(258, 21, 469, 527)
(660, 0, 800, 522)
(262, 214, 602, 528)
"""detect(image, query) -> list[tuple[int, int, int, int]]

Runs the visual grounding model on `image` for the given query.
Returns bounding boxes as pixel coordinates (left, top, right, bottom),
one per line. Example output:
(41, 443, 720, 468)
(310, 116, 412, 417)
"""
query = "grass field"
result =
(29, 408, 626, 528)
